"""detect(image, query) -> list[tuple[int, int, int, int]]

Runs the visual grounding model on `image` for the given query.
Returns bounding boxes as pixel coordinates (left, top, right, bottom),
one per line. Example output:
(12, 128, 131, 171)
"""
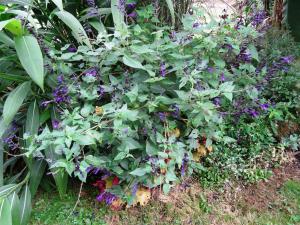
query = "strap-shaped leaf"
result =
(25, 100, 39, 136)
(0, 184, 17, 198)
(0, 19, 23, 36)
(51, 0, 63, 11)
(28, 159, 46, 197)
(0, 72, 30, 83)
(0, 31, 14, 47)
(165, 0, 175, 27)
(111, 0, 127, 33)
(55, 11, 91, 48)
(9, 192, 21, 225)
(19, 185, 31, 225)
(1, 0, 32, 6)
(0, 198, 12, 225)
(7, 10, 38, 31)
(15, 36, 44, 90)
(2, 81, 31, 126)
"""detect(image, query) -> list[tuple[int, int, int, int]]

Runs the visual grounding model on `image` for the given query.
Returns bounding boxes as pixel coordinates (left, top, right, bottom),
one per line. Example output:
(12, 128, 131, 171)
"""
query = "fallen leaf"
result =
(134, 187, 151, 206)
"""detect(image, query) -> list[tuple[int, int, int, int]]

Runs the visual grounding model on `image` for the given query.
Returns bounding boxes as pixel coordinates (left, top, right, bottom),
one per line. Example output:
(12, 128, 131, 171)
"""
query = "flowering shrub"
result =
(0, 0, 298, 213)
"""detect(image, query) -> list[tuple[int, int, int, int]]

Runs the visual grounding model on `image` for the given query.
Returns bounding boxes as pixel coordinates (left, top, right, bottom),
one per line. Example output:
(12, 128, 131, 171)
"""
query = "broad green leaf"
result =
(111, 0, 127, 33)
(123, 55, 144, 70)
(129, 167, 151, 176)
(19, 185, 31, 225)
(89, 21, 107, 34)
(0, 31, 14, 47)
(1, 0, 32, 5)
(2, 82, 31, 126)
(55, 11, 91, 48)
(0, 198, 12, 225)
(29, 159, 46, 197)
(85, 155, 107, 167)
(51, 0, 63, 10)
(8, 192, 21, 225)
(15, 36, 44, 90)
(165, 0, 175, 27)
(0, 19, 15, 31)
(248, 44, 259, 61)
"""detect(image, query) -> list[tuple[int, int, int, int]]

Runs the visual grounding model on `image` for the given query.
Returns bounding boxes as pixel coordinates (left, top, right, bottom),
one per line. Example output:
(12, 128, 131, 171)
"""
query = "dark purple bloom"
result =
(41, 100, 53, 108)
(195, 81, 204, 91)
(280, 56, 294, 64)
(97, 85, 105, 99)
(52, 119, 60, 129)
(53, 85, 70, 104)
(220, 73, 225, 82)
(157, 112, 166, 122)
(181, 153, 189, 176)
(237, 47, 252, 63)
(251, 10, 266, 27)
(259, 103, 269, 111)
(3, 134, 19, 151)
(67, 45, 77, 53)
(127, 11, 137, 18)
(193, 22, 200, 28)
(86, 0, 95, 7)
(126, 2, 136, 9)
(57, 74, 64, 84)
(207, 67, 214, 73)
(213, 97, 221, 107)
(85, 67, 99, 77)
(131, 183, 138, 196)
(248, 109, 259, 118)
(160, 62, 166, 77)
(96, 192, 117, 205)
(171, 104, 180, 119)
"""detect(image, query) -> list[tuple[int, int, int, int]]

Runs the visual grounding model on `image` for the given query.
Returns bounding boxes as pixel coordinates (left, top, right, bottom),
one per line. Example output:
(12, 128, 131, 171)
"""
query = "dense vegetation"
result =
(0, 0, 299, 224)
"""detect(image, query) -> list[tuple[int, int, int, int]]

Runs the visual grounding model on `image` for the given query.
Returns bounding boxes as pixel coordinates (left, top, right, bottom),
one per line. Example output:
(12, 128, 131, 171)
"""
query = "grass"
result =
(30, 179, 300, 225)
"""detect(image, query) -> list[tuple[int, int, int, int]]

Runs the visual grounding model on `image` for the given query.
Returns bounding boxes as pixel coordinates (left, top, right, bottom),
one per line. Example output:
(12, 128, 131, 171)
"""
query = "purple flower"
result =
(53, 85, 70, 104)
(171, 104, 180, 119)
(157, 112, 166, 122)
(3, 134, 19, 151)
(160, 62, 166, 77)
(67, 45, 77, 53)
(251, 10, 266, 27)
(41, 100, 53, 108)
(237, 47, 252, 63)
(57, 74, 64, 84)
(207, 67, 214, 73)
(249, 109, 259, 118)
(96, 192, 117, 205)
(97, 85, 105, 99)
(127, 11, 137, 18)
(193, 22, 200, 28)
(280, 56, 294, 64)
(52, 119, 60, 129)
(85, 67, 99, 77)
(220, 73, 225, 82)
(126, 2, 136, 9)
(213, 97, 221, 107)
(131, 183, 138, 196)
(259, 103, 269, 111)
(86, 0, 95, 7)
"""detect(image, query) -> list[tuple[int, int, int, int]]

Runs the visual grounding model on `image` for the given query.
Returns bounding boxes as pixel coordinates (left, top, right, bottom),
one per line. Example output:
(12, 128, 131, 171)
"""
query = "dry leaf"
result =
(134, 187, 151, 206)
(166, 128, 180, 138)
(110, 199, 124, 211)
(95, 106, 104, 115)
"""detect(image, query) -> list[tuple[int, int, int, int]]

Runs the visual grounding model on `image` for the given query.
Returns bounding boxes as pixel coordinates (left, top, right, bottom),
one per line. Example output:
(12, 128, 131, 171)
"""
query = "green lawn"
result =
(30, 178, 300, 225)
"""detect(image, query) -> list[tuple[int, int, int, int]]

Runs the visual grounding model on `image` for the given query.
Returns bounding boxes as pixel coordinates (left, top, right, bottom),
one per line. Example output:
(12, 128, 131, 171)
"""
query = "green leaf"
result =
(0, 19, 16, 31)
(29, 159, 46, 197)
(2, 82, 31, 126)
(8, 192, 21, 225)
(0, 198, 12, 225)
(122, 55, 145, 70)
(146, 141, 158, 156)
(0, 31, 14, 47)
(15, 36, 44, 90)
(0, 184, 17, 198)
(85, 155, 107, 167)
(3, 19, 23, 36)
(55, 11, 91, 48)
(165, 0, 175, 27)
(130, 167, 151, 176)
(111, 0, 127, 33)
(19, 185, 31, 225)
(163, 183, 170, 195)
(26, 100, 39, 136)
(51, 0, 63, 10)
(248, 44, 259, 61)
(0, 72, 30, 83)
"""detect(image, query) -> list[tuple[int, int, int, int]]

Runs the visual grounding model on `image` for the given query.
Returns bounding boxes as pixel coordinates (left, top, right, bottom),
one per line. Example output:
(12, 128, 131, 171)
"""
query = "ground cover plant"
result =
(0, 0, 299, 224)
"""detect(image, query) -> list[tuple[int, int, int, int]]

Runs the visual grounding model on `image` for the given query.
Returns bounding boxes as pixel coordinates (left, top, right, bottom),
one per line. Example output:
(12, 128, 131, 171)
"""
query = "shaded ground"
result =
(31, 153, 300, 225)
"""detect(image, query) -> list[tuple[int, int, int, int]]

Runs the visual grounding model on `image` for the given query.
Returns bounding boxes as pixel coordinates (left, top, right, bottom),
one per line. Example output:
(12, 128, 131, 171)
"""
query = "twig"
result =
(68, 181, 84, 219)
